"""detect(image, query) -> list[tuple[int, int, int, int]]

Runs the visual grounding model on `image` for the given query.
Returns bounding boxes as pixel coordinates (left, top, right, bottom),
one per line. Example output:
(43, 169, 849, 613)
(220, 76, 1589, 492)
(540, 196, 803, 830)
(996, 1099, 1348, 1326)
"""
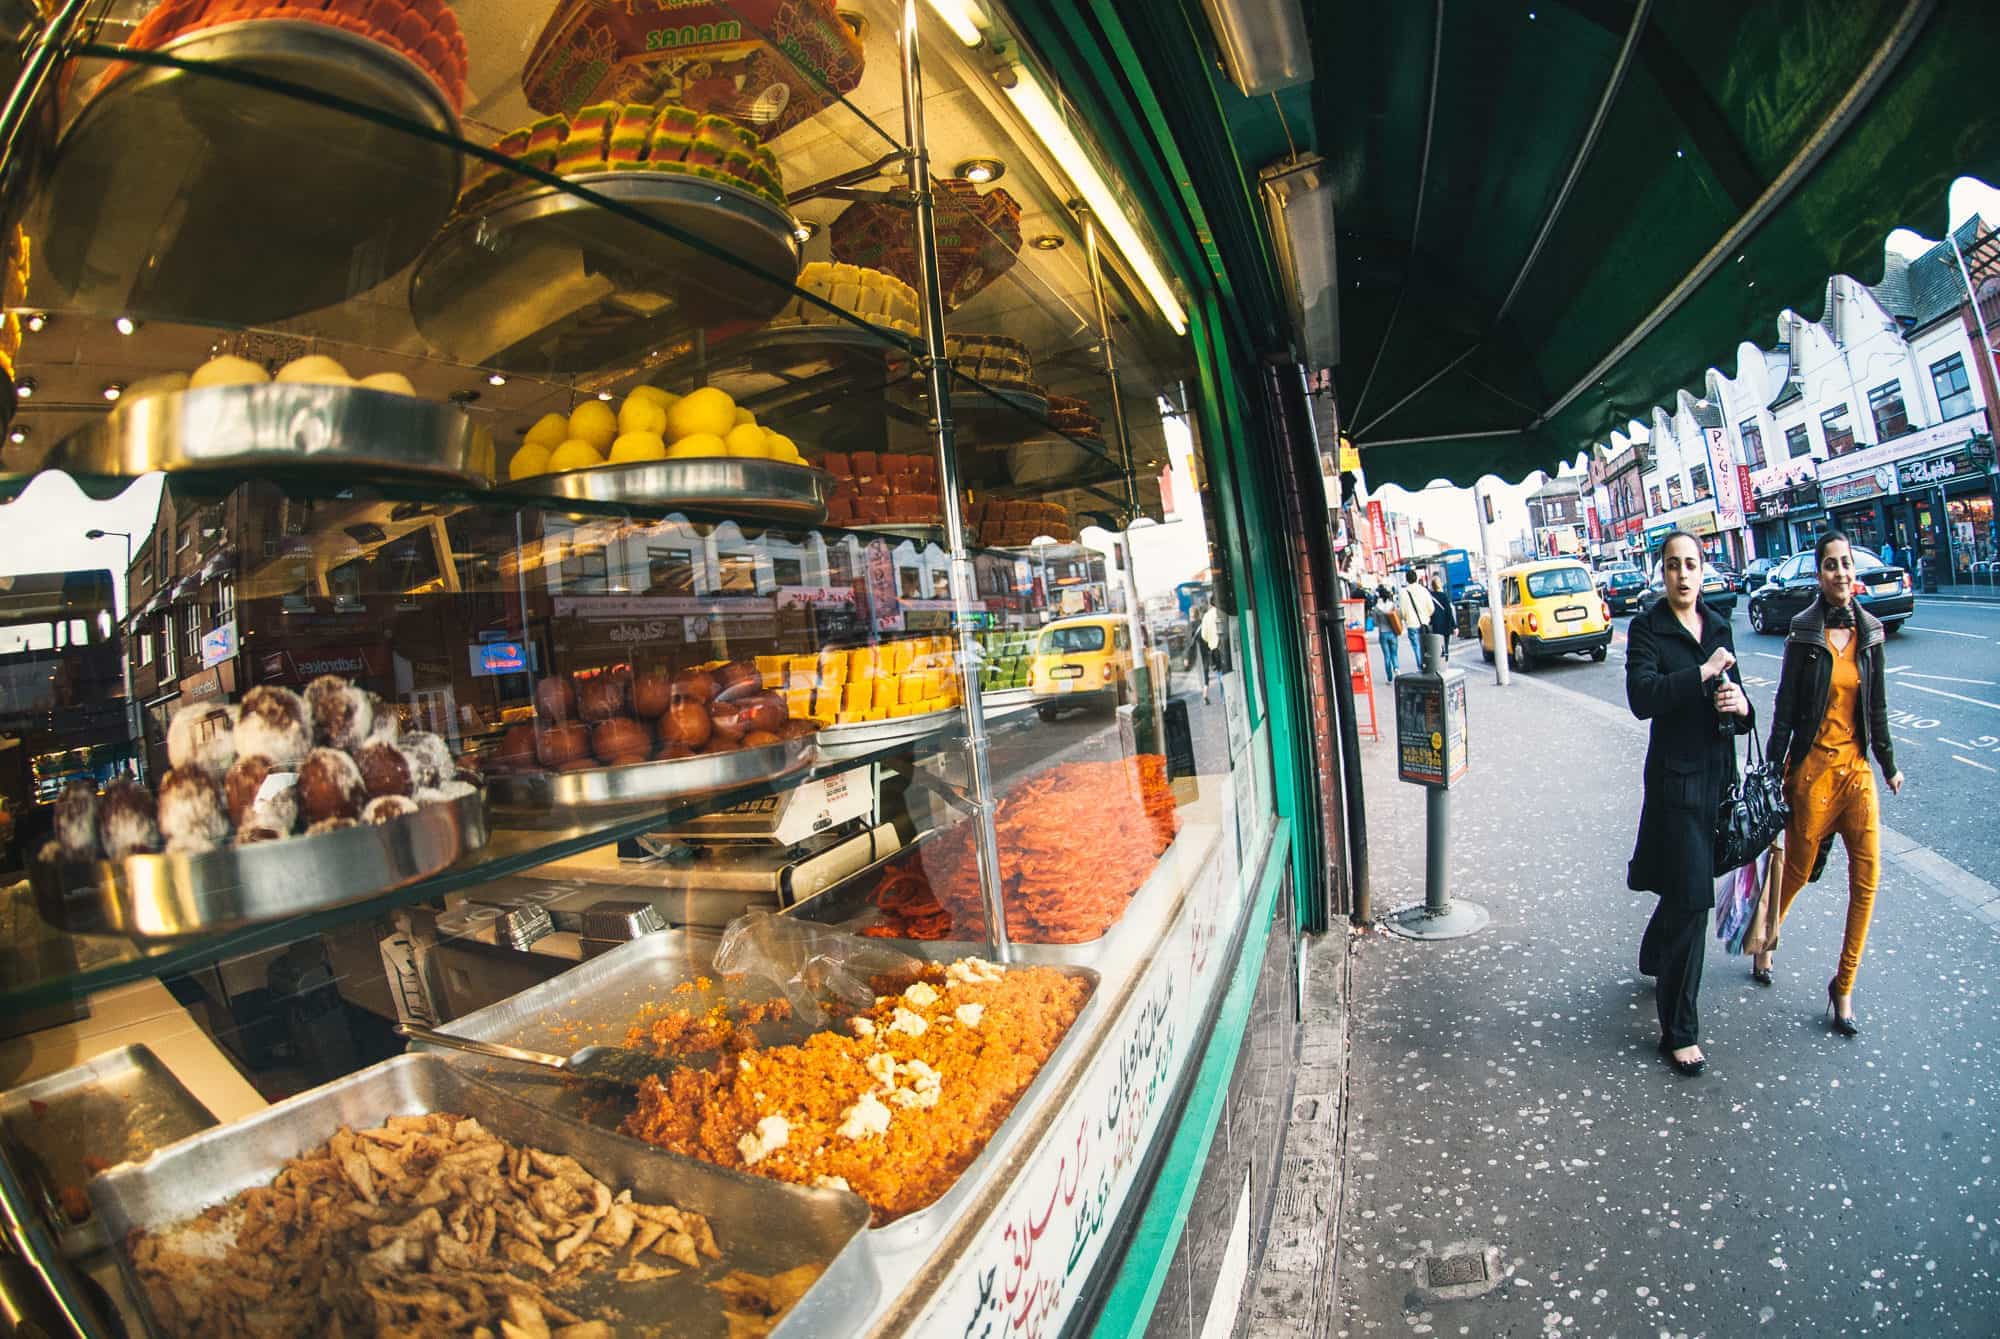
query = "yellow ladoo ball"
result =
(189, 355, 269, 389)
(725, 423, 770, 457)
(274, 354, 352, 385)
(608, 431, 668, 463)
(567, 399, 618, 450)
(546, 439, 605, 472)
(734, 407, 757, 427)
(764, 431, 803, 462)
(524, 412, 570, 449)
(665, 432, 727, 459)
(617, 396, 668, 436)
(508, 443, 552, 480)
(356, 371, 415, 397)
(628, 385, 678, 410)
(664, 386, 736, 440)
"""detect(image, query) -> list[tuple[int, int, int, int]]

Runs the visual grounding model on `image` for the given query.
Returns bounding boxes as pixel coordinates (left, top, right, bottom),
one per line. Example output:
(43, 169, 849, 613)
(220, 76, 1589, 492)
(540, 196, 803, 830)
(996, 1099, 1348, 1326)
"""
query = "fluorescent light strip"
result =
(1001, 68, 1189, 336)
(922, 0, 987, 47)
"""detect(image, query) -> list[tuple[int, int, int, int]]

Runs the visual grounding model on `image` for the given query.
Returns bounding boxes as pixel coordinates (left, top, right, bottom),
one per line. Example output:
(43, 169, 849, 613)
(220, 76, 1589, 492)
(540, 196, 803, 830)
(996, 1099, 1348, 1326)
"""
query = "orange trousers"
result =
(1775, 753, 1879, 996)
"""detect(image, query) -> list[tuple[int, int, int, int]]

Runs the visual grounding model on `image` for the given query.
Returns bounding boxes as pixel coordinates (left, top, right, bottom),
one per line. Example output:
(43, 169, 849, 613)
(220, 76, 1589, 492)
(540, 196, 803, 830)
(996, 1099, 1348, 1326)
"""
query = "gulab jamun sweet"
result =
(591, 717, 651, 766)
(236, 685, 311, 770)
(304, 674, 374, 750)
(577, 674, 630, 723)
(353, 738, 416, 798)
(656, 695, 713, 750)
(535, 675, 576, 722)
(157, 767, 230, 854)
(632, 667, 673, 719)
(99, 778, 161, 859)
(671, 667, 719, 702)
(536, 721, 592, 768)
(296, 747, 366, 824)
(167, 701, 238, 780)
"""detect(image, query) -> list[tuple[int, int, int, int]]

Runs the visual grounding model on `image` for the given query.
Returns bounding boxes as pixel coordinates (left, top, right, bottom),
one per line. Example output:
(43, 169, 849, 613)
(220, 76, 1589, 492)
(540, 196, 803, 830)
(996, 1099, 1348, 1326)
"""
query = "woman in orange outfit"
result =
(1757, 531, 1905, 1035)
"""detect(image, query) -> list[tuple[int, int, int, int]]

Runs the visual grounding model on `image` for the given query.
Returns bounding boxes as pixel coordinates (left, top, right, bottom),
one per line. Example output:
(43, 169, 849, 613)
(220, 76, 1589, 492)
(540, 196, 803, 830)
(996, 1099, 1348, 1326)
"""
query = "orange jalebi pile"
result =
(864, 755, 1179, 943)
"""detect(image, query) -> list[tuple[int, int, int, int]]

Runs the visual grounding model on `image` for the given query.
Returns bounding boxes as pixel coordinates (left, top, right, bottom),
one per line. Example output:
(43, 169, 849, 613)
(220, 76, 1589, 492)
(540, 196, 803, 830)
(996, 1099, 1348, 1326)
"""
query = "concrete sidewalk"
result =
(1255, 635, 2000, 1339)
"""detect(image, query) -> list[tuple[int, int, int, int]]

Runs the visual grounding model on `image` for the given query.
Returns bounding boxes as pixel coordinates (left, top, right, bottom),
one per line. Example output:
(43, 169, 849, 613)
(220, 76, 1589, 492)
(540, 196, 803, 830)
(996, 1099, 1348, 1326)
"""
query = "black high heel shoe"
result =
(1657, 1039, 1707, 1076)
(1750, 954, 1773, 987)
(1825, 981, 1860, 1037)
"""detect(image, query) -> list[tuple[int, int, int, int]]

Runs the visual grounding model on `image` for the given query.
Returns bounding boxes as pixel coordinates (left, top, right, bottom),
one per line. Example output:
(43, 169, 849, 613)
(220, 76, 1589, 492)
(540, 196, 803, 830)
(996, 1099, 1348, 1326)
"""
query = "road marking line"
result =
(1903, 672, 2000, 686)
(1909, 626, 1988, 639)
(1886, 664, 1910, 674)
(1900, 682, 2000, 712)
(1941, 737, 1975, 749)
(1753, 651, 1783, 660)
(1953, 754, 1998, 774)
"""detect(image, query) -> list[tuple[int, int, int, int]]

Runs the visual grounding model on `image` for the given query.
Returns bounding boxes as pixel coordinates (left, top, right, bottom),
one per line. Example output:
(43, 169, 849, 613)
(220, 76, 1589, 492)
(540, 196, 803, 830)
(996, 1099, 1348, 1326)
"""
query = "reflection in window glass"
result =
(1525, 566, 1592, 598)
(1040, 624, 1106, 653)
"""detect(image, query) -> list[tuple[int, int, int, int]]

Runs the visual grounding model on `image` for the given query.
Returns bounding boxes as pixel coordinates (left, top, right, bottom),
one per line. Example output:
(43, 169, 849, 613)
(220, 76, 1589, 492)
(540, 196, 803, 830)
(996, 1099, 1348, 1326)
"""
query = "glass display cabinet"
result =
(0, 2, 1283, 1333)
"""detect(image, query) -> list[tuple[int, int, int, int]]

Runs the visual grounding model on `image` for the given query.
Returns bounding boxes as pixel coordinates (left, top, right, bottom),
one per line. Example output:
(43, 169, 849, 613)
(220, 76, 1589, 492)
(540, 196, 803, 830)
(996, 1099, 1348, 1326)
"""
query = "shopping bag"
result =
(1740, 835, 1786, 957)
(1713, 856, 1758, 950)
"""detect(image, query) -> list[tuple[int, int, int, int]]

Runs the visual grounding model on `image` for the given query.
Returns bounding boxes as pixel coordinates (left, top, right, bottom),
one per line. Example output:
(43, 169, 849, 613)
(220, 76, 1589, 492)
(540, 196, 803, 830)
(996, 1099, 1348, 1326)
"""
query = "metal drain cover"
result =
(1409, 1243, 1504, 1304)
(1426, 1253, 1489, 1288)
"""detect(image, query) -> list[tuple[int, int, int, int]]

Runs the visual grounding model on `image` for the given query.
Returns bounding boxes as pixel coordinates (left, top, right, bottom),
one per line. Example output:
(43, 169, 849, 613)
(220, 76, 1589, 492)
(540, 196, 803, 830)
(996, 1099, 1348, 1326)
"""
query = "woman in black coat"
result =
(1626, 531, 1752, 1076)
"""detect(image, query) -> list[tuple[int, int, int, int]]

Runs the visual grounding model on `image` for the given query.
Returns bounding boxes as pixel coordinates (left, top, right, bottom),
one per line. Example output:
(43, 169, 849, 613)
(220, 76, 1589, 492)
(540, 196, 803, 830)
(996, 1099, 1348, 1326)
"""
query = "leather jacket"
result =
(1765, 595, 1897, 781)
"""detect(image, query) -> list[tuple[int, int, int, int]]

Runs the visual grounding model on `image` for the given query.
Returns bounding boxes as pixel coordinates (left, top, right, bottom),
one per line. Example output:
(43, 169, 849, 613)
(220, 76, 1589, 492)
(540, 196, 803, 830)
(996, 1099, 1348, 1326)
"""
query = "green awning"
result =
(1211, 0, 2000, 489)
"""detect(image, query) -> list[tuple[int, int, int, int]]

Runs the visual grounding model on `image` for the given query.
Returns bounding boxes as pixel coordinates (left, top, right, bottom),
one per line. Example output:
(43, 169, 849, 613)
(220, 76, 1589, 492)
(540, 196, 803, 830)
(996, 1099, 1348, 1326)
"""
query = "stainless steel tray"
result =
(980, 686, 1049, 711)
(414, 931, 1100, 1244)
(28, 790, 487, 940)
(730, 323, 918, 373)
(89, 1054, 875, 1339)
(413, 170, 800, 374)
(487, 736, 815, 812)
(784, 819, 1211, 967)
(43, 20, 461, 327)
(848, 522, 946, 545)
(947, 387, 1051, 443)
(0, 1046, 217, 1257)
(814, 706, 960, 749)
(513, 457, 834, 523)
(46, 381, 485, 486)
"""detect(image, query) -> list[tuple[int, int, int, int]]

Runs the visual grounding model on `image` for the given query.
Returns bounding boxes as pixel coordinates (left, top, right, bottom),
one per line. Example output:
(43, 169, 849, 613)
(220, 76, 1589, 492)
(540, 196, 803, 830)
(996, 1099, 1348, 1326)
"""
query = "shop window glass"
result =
(1868, 381, 1909, 440)
(1739, 420, 1765, 469)
(1690, 465, 1711, 500)
(1820, 404, 1855, 456)
(1666, 476, 1685, 508)
(1932, 353, 1975, 418)
(1648, 485, 1662, 514)
(1784, 424, 1811, 458)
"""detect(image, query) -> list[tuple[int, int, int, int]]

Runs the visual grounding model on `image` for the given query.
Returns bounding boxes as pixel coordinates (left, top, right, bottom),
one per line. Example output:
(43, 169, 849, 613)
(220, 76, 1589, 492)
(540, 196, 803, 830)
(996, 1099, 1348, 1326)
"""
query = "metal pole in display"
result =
(1473, 481, 1509, 685)
(898, 0, 1010, 963)
(1078, 207, 1152, 743)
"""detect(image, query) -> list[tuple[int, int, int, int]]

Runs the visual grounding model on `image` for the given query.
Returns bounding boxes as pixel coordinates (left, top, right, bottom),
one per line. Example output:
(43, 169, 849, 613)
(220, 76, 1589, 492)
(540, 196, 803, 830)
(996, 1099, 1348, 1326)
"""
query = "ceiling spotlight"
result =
(13, 376, 33, 399)
(8, 426, 25, 444)
(791, 218, 820, 244)
(1029, 233, 1065, 251)
(24, 312, 46, 333)
(486, 372, 507, 387)
(955, 157, 1004, 184)
(114, 315, 137, 336)
(102, 381, 126, 401)
(596, 390, 615, 401)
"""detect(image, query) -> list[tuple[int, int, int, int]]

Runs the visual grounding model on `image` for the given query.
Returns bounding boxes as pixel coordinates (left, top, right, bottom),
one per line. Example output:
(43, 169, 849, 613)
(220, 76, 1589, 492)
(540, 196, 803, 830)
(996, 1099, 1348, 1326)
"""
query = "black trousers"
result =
(1640, 899, 1706, 1049)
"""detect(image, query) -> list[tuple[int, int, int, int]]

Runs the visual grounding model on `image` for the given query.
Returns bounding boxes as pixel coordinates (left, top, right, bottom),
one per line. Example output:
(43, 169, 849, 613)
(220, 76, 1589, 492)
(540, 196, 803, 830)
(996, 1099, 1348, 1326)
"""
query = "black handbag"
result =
(1714, 725, 1790, 876)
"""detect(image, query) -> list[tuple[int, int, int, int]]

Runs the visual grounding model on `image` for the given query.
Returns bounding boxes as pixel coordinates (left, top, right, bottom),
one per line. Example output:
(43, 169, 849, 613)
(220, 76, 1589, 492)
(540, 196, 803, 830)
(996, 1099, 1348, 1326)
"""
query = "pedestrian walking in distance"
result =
(1197, 601, 1222, 705)
(1625, 530, 1753, 1076)
(1373, 584, 1402, 683)
(1395, 569, 1437, 670)
(1756, 530, 1904, 1035)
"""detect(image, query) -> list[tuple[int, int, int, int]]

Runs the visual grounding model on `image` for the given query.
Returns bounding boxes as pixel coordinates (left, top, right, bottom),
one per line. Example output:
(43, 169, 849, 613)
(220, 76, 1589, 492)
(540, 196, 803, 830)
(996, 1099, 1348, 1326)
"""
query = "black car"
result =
(1747, 548, 1914, 634)
(1596, 563, 1647, 613)
(1634, 565, 1739, 616)
(1741, 557, 1780, 592)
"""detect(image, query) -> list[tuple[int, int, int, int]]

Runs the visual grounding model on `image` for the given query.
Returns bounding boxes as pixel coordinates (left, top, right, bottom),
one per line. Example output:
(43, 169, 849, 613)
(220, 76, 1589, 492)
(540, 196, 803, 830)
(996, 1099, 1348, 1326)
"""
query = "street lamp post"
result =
(85, 527, 143, 777)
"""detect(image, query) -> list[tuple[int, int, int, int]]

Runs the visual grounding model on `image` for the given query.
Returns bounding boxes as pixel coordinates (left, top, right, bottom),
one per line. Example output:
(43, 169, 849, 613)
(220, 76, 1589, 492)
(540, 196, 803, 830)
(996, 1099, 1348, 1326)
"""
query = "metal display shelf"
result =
(510, 456, 835, 523)
(43, 21, 462, 326)
(412, 170, 801, 375)
(486, 735, 816, 812)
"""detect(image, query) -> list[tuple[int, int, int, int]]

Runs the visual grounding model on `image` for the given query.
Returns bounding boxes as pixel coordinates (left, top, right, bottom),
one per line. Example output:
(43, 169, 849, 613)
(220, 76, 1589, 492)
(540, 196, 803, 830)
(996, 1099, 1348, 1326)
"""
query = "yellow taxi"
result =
(1029, 614, 1133, 717)
(1477, 558, 1613, 671)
